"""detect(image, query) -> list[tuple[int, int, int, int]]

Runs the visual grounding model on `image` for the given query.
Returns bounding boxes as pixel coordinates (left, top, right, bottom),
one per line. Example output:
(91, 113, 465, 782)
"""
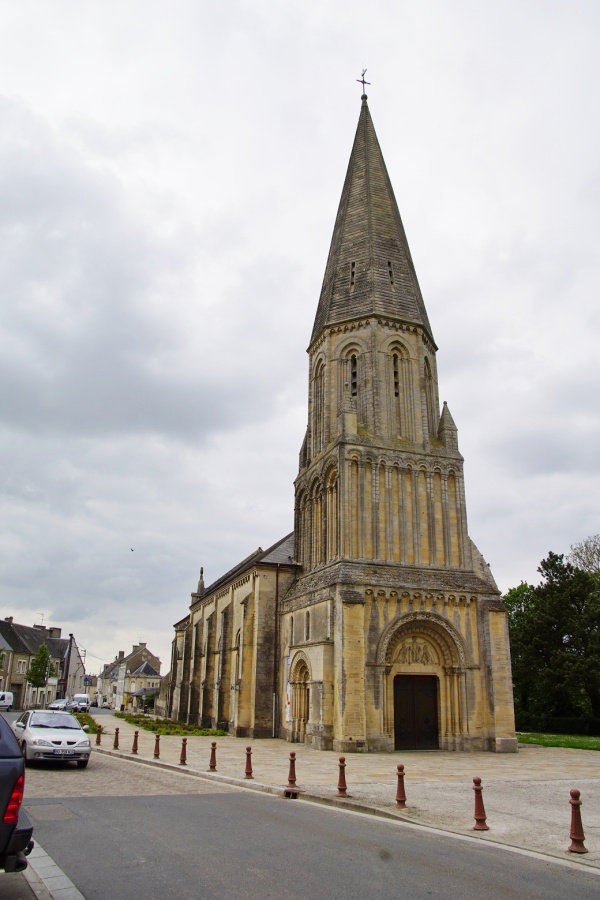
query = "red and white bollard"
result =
(567, 789, 588, 853)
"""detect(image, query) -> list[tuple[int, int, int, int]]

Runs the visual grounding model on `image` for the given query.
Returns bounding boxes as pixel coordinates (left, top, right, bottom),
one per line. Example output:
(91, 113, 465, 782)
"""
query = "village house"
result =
(0, 617, 86, 709)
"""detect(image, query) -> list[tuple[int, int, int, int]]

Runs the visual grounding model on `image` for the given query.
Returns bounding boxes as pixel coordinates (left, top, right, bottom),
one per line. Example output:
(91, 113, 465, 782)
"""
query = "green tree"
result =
(504, 552, 600, 721)
(568, 534, 600, 578)
(26, 643, 55, 689)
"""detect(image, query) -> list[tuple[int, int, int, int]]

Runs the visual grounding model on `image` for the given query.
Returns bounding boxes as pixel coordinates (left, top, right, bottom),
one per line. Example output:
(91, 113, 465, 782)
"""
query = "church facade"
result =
(165, 95, 517, 753)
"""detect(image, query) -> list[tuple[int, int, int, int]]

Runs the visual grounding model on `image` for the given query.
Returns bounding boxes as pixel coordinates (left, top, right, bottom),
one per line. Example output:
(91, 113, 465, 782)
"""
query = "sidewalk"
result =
(92, 715, 600, 872)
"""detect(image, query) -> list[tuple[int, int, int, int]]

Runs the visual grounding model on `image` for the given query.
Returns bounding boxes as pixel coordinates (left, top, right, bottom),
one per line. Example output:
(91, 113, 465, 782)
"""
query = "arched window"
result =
(305, 611, 310, 642)
(234, 630, 241, 682)
(313, 361, 325, 453)
(424, 357, 436, 437)
(393, 354, 400, 397)
(350, 354, 358, 397)
(390, 345, 413, 438)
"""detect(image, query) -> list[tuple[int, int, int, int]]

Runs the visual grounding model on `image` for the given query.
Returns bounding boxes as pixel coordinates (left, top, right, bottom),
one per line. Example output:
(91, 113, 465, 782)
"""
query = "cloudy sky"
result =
(1, 1, 599, 674)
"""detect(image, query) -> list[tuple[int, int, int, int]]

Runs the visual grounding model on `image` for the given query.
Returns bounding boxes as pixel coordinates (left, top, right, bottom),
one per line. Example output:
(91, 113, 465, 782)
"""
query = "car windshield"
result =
(30, 713, 81, 730)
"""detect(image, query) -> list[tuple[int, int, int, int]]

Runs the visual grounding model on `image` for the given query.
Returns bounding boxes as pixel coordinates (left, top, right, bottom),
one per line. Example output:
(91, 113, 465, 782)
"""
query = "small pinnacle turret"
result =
(438, 401, 460, 453)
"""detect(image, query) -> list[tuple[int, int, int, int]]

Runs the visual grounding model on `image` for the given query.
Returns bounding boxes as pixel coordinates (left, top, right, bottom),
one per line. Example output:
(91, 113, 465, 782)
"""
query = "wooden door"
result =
(394, 674, 439, 750)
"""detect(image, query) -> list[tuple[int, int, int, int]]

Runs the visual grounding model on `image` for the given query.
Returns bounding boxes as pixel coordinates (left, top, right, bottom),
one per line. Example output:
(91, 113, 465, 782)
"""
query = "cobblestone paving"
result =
(22, 751, 239, 799)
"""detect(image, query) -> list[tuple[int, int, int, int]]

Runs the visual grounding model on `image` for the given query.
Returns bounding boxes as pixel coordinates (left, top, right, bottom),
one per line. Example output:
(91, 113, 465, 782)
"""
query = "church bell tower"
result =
(281, 92, 516, 754)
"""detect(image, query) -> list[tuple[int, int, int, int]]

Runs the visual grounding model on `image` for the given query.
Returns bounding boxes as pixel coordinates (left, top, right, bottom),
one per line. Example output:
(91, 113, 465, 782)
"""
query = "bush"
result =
(516, 712, 600, 736)
(74, 711, 102, 734)
(113, 712, 227, 737)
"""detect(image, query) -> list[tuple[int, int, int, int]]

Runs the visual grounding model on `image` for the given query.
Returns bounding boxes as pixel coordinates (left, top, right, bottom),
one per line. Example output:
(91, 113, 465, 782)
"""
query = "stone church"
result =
(165, 93, 517, 753)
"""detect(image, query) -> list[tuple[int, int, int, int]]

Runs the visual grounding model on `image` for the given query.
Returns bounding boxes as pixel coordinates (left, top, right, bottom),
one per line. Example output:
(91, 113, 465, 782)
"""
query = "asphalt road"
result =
(20, 753, 600, 900)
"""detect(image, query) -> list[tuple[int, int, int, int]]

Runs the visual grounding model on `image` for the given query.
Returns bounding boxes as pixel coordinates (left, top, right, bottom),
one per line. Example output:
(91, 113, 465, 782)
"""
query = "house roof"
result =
(310, 95, 434, 348)
(0, 620, 69, 660)
(130, 661, 160, 678)
(12, 624, 69, 661)
(0, 632, 13, 652)
(101, 644, 161, 678)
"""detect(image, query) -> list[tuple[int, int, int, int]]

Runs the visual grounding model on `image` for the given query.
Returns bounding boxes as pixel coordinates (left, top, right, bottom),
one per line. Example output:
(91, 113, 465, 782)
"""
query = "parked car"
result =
(101, 700, 111, 709)
(0, 714, 34, 872)
(72, 694, 90, 713)
(0, 692, 14, 711)
(12, 711, 92, 768)
(48, 698, 74, 712)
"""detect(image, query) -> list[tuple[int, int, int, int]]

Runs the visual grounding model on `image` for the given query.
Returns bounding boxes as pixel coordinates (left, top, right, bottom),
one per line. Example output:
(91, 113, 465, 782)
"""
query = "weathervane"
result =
(357, 68, 370, 95)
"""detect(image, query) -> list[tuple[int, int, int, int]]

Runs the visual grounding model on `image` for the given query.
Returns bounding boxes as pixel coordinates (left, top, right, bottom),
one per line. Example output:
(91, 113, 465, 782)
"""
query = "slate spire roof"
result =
(310, 94, 434, 347)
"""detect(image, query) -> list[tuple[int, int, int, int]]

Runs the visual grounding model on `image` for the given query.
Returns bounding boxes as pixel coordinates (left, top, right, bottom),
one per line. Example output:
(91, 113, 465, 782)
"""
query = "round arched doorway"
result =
(289, 657, 311, 742)
(378, 614, 468, 751)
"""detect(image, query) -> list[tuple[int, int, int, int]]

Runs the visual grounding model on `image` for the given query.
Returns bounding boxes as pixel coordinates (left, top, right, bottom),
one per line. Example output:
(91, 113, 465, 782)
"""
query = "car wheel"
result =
(76, 759, 89, 769)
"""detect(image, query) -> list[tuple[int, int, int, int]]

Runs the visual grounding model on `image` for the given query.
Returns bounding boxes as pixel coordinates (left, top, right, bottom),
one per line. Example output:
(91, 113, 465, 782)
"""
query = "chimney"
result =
(118, 651, 125, 660)
(47, 627, 62, 639)
(4, 617, 13, 624)
(138, 642, 147, 649)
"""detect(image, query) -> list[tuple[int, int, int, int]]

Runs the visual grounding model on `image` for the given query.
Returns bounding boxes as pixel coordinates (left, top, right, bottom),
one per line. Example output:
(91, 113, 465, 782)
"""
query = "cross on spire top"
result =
(357, 68, 370, 97)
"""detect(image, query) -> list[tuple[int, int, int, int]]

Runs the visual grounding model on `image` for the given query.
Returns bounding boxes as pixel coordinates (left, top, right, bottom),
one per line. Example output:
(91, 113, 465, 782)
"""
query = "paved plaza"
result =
(74, 715, 600, 872)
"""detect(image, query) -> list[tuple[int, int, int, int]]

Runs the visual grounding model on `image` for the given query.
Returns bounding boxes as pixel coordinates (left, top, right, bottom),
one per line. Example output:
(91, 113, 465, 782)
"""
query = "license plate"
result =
(52, 749, 75, 755)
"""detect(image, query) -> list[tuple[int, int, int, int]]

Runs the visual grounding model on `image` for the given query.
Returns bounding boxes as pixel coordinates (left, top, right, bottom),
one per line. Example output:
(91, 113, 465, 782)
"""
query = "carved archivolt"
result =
(289, 650, 312, 683)
(377, 611, 467, 668)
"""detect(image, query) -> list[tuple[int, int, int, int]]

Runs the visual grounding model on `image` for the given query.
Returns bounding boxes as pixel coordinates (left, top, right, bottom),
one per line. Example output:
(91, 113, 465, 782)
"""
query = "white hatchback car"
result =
(12, 710, 92, 768)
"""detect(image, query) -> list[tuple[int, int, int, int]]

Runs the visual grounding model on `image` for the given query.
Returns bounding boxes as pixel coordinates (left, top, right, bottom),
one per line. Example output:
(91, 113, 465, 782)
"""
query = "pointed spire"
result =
(438, 401, 459, 452)
(197, 566, 205, 595)
(311, 97, 434, 347)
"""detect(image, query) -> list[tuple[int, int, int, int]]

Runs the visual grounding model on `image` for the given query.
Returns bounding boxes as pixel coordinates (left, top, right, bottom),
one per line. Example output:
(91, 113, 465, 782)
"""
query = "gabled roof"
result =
(197, 532, 297, 599)
(12, 624, 68, 660)
(0, 633, 12, 652)
(311, 95, 434, 347)
(0, 621, 27, 653)
(130, 661, 160, 678)
(0, 620, 68, 659)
